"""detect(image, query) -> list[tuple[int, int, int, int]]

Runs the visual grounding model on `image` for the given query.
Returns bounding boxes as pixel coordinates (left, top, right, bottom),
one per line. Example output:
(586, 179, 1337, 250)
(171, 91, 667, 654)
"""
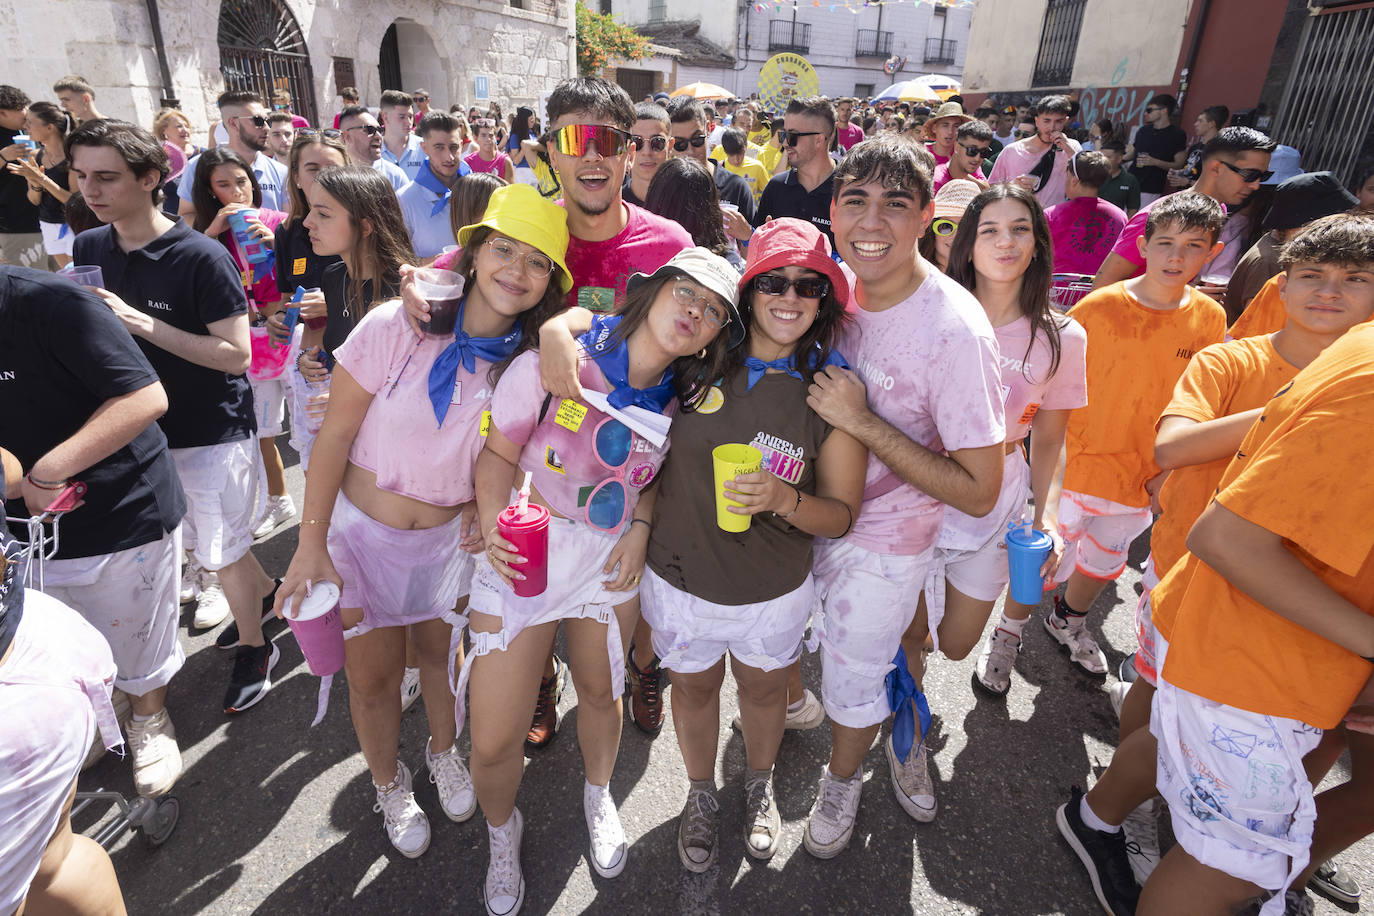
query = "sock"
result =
(787, 696, 806, 713)
(998, 613, 1029, 638)
(1053, 595, 1086, 624)
(585, 778, 609, 794)
(1080, 795, 1120, 833)
(131, 711, 154, 723)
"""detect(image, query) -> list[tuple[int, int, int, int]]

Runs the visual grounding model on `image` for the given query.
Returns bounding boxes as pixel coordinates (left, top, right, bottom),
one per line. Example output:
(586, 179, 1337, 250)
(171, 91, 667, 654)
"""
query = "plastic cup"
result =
(497, 502, 550, 598)
(284, 581, 344, 677)
(712, 443, 763, 533)
(1005, 525, 1054, 606)
(413, 267, 465, 337)
(69, 265, 104, 288)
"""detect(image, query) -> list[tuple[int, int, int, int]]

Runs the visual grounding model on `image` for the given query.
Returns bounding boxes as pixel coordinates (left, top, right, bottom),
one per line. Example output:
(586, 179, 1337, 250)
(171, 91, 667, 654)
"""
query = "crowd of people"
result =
(1, 69, 1373, 916)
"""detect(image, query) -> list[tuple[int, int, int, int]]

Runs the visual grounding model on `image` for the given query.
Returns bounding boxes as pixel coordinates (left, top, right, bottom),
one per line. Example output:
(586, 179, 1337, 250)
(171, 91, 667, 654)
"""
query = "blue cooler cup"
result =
(1005, 525, 1054, 605)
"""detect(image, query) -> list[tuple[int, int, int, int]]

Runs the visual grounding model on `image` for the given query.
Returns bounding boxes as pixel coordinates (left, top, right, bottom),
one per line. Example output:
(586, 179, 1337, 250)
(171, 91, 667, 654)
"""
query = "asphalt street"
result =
(79, 440, 1372, 915)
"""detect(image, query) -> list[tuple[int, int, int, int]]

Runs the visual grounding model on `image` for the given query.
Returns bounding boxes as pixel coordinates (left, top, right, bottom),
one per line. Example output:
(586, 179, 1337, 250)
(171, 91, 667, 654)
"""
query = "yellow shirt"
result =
(757, 144, 784, 175)
(721, 157, 771, 203)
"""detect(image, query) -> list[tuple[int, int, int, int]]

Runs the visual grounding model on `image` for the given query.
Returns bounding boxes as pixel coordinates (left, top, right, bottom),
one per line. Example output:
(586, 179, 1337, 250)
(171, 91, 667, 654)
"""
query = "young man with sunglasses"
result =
(378, 89, 426, 181)
(665, 98, 756, 234)
(755, 96, 838, 248)
(177, 91, 288, 221)
(931, 120, 992, 194)
(397, 110, 474, 258)
(338, 106, 409, 192)
(622, 102, 670, 208)
(1126, 94, 1187, 207)
(1093, 127, 1276, 290)
(988, 95, 1081, 209)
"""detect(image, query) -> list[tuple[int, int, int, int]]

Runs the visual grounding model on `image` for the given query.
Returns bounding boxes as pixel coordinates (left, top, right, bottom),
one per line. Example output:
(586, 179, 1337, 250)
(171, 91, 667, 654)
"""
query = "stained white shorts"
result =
(248, 376, 287, 438)
(1054, 489, 1152, 583)
(170, 439, 257, 571)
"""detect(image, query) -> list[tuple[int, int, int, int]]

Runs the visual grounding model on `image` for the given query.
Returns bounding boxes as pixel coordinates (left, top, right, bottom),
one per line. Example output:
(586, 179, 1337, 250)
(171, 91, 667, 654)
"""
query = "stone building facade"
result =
(5, 0, 575, 135)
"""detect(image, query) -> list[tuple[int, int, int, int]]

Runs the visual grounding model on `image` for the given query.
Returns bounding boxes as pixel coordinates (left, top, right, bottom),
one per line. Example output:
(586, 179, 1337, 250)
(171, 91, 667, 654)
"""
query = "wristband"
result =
(300, 519, 330, 526)
(25, 473, 67, 490)
(630, 518, 651, 532)
(777, 488, 802, 520)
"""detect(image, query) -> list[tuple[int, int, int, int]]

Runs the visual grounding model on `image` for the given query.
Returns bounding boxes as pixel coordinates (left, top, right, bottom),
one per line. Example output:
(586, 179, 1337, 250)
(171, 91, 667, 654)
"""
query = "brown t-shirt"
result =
(647, 365, 832, 605)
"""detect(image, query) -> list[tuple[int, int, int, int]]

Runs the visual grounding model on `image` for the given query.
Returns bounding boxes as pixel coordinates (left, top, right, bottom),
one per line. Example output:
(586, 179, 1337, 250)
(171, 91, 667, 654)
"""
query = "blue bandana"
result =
(414, 158, 456, 217)
(743, 345, 849, 391)
(578, 315, 676, 414)
(426, 297, 522, 426)
(885, 646, 932, 764)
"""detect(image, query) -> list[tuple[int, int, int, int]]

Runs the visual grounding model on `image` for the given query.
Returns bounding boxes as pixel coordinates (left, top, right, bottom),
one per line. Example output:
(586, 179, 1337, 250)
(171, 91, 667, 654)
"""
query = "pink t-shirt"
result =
(335, 300, 497, 507)
(1045, 196, 1127, 276)
(926, 144, 951, 166)
(433, 246, 462, 271)
(986, 137, 1083, 209)
(839, 268, 1006, 555)
(464, 151, 510, 176)
(562, 202, 693, 312)
(932, 161, 987, 194)
(1108, 195, 1227, 279)
(221, 208, 287, 308)
(490, 349, 672, 528)
(837, 123, 865, 151)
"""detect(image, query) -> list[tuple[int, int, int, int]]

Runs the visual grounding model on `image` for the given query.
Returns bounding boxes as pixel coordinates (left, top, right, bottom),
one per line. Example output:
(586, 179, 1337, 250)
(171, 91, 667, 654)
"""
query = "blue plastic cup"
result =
(1005, 525, 1054, 605)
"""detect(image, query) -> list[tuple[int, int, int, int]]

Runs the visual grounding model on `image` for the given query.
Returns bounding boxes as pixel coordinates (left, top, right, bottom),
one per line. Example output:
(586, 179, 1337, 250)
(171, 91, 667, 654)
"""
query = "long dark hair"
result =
(191, 147, 260, 233)
(447, 173, 506, 246)
(284, 134, 349, 225)
(453, 225, 567, 383)
(643, 158, 732, 257)
(598, 273, 731, 412)
(26, 101, 74, 143)
(731, 272, 849, 377)
(313, 165, 417, 332)
(946, 183, 1063, 377)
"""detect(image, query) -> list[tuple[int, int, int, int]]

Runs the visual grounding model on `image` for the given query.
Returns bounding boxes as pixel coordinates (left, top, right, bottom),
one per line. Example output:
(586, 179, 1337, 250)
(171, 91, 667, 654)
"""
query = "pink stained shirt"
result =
(932, 161, 987, 195)
(334, 300, 498, 507)
(939, 313, 1088, 546)
(986, 136, 1083, 209)
(490, 349, 672, 528)
(464, 151, 510, 176)
(1045, 196, 1128, 276)
(561, 202, 693, 312)
(837, 123, 865, 151)
(1107, 194, 1227, 279)
(839, 268, 1007, 556)
(220, 207, 288, 309)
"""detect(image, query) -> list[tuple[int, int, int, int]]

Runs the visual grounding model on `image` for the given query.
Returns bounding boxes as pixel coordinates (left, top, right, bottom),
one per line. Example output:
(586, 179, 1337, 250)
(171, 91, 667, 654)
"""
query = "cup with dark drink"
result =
(412, 267, 465, 337)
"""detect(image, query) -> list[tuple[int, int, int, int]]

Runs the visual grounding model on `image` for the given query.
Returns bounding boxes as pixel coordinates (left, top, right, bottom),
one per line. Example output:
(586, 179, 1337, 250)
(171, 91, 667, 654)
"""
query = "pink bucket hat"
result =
(739, 218, 850, 307)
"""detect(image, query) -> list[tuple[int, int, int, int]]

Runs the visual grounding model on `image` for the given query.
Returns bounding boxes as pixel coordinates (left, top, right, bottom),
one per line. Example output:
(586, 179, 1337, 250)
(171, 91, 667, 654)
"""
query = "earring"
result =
(697, 348, 707, 359)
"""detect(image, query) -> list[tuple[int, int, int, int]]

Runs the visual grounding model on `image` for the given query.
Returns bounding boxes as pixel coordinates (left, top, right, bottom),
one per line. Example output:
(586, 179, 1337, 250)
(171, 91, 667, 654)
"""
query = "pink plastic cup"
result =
(497, 503, 550, 598)
(284, 581, 344, 676)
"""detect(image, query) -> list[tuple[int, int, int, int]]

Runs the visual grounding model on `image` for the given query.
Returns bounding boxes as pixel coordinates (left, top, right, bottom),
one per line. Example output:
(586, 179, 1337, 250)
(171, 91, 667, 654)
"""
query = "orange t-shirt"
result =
(1065, 282, 1227, 507)
(1228, 273, 1286, 340)
(1149, 335, 1298, 585)
(1155, 322, 1374, 729)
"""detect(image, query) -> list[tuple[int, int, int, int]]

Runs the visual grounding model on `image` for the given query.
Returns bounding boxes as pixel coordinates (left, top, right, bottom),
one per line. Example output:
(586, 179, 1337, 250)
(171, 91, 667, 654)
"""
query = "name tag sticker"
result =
(554, 399, 587, 432)
(292, 257, 307, 276)
(479, 410, 491, 438)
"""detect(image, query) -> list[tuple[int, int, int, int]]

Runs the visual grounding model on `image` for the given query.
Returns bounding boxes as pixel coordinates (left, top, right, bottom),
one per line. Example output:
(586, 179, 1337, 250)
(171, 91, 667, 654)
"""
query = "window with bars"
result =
(1032, 0, 1087, 88)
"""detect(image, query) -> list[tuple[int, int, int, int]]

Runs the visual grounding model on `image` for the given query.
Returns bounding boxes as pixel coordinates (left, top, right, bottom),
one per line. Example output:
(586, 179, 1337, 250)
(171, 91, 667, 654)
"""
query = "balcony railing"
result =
(768, 20, 811, 54)
(855, 29, 894, 57)
(924, 37, 957, 64)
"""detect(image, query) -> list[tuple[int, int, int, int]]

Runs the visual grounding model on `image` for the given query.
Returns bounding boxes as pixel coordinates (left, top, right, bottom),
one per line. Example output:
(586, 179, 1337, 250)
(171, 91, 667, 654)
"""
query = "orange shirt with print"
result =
(1149, 335, 1298, 591)
(1155, 322, 1374, 729)
(1065, 283, 1227, 508)
(1228, 273, 1286, 340)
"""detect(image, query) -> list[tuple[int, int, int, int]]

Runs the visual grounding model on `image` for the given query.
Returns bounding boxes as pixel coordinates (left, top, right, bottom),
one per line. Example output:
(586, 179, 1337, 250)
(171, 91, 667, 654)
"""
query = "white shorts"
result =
(40, 525, 185, 696)
(811, 538, 934, 729)
(641, 566, 810, 674)
(248, 375, 287, 438)
(287, 361, 320, 474)
(0, 591, 120, 916)
(1133, 555, 1163, 685)
(1152, 676, 1322, 913)
(39, 220, 73, 257)
(170, 439, 257, 571)
(328, 490, 472, 637)
(1054, 489, 1152, 583)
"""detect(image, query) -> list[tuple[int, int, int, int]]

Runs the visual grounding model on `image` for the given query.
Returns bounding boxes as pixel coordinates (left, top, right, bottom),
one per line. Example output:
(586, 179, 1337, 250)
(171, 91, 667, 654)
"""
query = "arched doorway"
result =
(378, 20, 447, 103)
(219, 0, 319, 125)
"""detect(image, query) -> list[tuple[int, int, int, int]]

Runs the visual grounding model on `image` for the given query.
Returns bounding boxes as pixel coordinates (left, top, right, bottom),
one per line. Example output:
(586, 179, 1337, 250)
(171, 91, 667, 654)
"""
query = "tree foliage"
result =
(575, 2, 651, 76)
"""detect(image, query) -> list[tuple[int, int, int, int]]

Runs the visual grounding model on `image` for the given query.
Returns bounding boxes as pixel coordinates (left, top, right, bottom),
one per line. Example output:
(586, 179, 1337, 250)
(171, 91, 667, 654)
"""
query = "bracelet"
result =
(25, 473, 67, 490)
(301, 519, 330, 526)
(777, 487, 802, 520)
(630, 518, 651, 532)
(832, 502, 855, 539)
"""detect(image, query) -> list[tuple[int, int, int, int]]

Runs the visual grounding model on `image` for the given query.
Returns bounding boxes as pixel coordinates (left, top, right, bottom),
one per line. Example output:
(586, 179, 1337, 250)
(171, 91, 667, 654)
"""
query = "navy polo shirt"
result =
(0, 266, 186, 559)
(755, 168, 836, 247)
(274, 219, 342, 295)
(72, 218, 256, 449)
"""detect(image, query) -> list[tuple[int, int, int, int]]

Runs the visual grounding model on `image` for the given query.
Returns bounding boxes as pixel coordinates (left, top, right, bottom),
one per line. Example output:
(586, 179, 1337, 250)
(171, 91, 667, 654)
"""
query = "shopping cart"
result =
(7, 482, 180, 849)
(1050, 273, 1096, 312)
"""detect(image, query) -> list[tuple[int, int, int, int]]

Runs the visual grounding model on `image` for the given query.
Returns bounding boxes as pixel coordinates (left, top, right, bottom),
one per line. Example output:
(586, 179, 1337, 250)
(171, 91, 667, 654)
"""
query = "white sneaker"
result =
(400, 666, 422, 712)
(583, 780, 627, 877)
(373, 760, 430, 858)
(885, 733, 937, 822)
(974, 627, 1021, 696)
(126, 708, 183, 797)
(179, 558, 202, 605)
(730, 687, 826, 731)
(1108, 681, 1131, 720)
(1044, 610, 1108, 675)
(252, 494, 297, 539)
(485, 809, 525, 916)
(193, 574, 231, 629)
(426, 739, 477, 822)
(1122, 797, 1162, 886)
(803, 769, 863, 858)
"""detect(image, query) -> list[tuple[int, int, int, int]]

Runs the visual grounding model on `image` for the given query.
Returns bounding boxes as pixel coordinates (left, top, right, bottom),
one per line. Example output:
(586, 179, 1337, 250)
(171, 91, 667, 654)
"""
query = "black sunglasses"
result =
(295, 128, 342, 140)
(343, 124, 383, 137)
(1015, 128, 1036, 138)
(960, 144, 990, 158)
(784, 130, 823, 147)
(671, 133, 707, 152)
(1218, 159, 1274, 184)
(630, 135, 669, 152)
(233, 115, 268, 128)
(753, 273, 831, 299)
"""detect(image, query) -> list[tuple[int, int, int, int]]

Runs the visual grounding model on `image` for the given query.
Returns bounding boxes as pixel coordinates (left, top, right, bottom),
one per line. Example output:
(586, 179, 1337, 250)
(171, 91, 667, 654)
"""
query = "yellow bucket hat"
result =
(455, 184, 574, 294)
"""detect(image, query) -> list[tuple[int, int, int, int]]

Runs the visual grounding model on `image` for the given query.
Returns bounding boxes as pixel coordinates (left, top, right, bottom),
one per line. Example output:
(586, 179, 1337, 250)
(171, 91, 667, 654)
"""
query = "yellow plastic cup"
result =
(712, 443, 763, 532)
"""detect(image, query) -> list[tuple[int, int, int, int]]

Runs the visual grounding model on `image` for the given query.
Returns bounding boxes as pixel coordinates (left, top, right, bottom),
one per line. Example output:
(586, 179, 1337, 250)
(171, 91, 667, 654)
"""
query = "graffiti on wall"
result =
(1076, 57, 1160, 131)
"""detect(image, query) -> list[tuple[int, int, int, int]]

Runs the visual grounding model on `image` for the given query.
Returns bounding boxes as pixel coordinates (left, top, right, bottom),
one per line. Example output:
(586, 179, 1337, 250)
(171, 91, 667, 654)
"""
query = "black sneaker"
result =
(1056, 786, 1141, 916)
(224, 642, 280, 714)
(215, 580, 283, 650)
(1308, 858, 1360, 905)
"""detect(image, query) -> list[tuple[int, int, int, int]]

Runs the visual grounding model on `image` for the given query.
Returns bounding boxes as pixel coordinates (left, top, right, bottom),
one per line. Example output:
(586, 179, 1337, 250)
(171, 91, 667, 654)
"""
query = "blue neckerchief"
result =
(578, 315, 675, 413)
(427, 297, 522, 426)
(414, 158, 455, 217)
(743, 345, 849, 391)
(886, 646, 932, 764)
